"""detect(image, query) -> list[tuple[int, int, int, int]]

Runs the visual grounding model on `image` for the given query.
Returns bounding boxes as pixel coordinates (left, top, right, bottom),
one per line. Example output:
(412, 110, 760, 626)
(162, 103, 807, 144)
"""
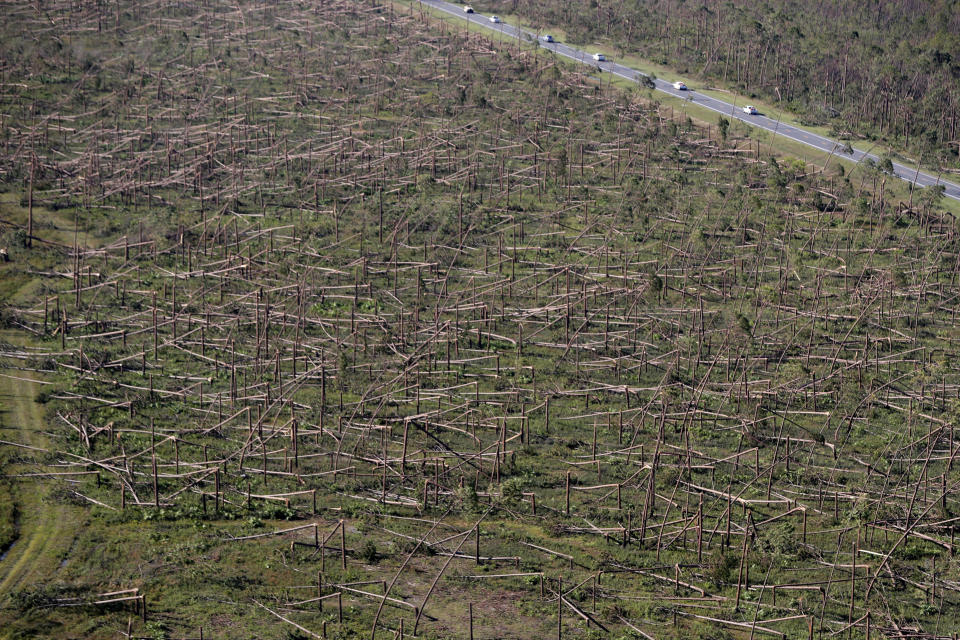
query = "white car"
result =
(542, 34, 554, 43)
(463, 5, 473, 12)
(489, 15, 501, 23)
(742, 105, 758, 115)
(592, 53, 605, 62)
(672, 81, 687, 90)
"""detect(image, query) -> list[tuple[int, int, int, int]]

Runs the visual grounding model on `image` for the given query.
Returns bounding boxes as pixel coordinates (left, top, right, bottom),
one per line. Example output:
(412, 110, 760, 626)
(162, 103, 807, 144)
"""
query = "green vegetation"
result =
(0, 1, 959, 639)
(472, 0, 960, 172)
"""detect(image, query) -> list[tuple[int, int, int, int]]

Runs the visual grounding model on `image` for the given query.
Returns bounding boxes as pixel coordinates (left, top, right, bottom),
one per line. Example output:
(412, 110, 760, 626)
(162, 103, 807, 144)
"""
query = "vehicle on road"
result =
(592, 53, 605, 62)
(542, 34, 554, 43)
(463, 5, 473, 12)
(742, 105, 758, 115)
(489, 15, 501, 23)
(672, 81, 687, 90)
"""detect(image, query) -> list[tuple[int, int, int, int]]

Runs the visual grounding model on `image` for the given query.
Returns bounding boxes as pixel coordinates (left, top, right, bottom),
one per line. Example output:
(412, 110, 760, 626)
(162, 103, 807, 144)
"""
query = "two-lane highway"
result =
(420, 0, 960, 202)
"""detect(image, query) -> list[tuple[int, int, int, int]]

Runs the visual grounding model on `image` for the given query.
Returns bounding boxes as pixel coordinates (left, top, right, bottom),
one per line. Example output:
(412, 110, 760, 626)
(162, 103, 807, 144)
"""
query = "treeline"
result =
(479, 0, 960, 169)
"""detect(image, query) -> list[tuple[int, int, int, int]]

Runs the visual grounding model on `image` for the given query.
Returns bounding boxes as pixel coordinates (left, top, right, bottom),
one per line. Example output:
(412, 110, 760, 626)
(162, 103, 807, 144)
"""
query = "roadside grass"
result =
(413, 0, 959, 205)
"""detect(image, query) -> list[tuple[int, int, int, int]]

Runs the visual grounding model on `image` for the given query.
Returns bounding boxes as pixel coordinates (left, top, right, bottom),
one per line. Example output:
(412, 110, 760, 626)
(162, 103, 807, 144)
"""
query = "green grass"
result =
(0, 485, 16, 560)
(0, 334, 81, 608)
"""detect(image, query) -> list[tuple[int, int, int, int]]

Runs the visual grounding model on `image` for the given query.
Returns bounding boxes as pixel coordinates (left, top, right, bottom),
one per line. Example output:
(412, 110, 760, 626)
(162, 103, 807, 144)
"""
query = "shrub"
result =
(358, 539, 378, 563)
(499, 477, 524, 506)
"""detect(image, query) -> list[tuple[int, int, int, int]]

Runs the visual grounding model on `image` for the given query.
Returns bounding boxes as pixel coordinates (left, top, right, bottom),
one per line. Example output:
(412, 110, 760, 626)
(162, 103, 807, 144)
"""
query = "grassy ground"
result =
(0, 182, 104, 637)
(0, 347, 79, 603)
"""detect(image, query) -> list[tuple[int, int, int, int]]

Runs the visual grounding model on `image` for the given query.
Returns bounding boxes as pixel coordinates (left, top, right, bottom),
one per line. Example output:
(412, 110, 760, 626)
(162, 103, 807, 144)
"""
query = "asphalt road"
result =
(420, 0, 960, 203)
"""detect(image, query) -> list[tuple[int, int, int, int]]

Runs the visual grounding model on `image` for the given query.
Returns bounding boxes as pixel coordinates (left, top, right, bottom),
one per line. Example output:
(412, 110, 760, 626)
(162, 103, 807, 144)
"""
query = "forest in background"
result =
(475, 0, 960, 172)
